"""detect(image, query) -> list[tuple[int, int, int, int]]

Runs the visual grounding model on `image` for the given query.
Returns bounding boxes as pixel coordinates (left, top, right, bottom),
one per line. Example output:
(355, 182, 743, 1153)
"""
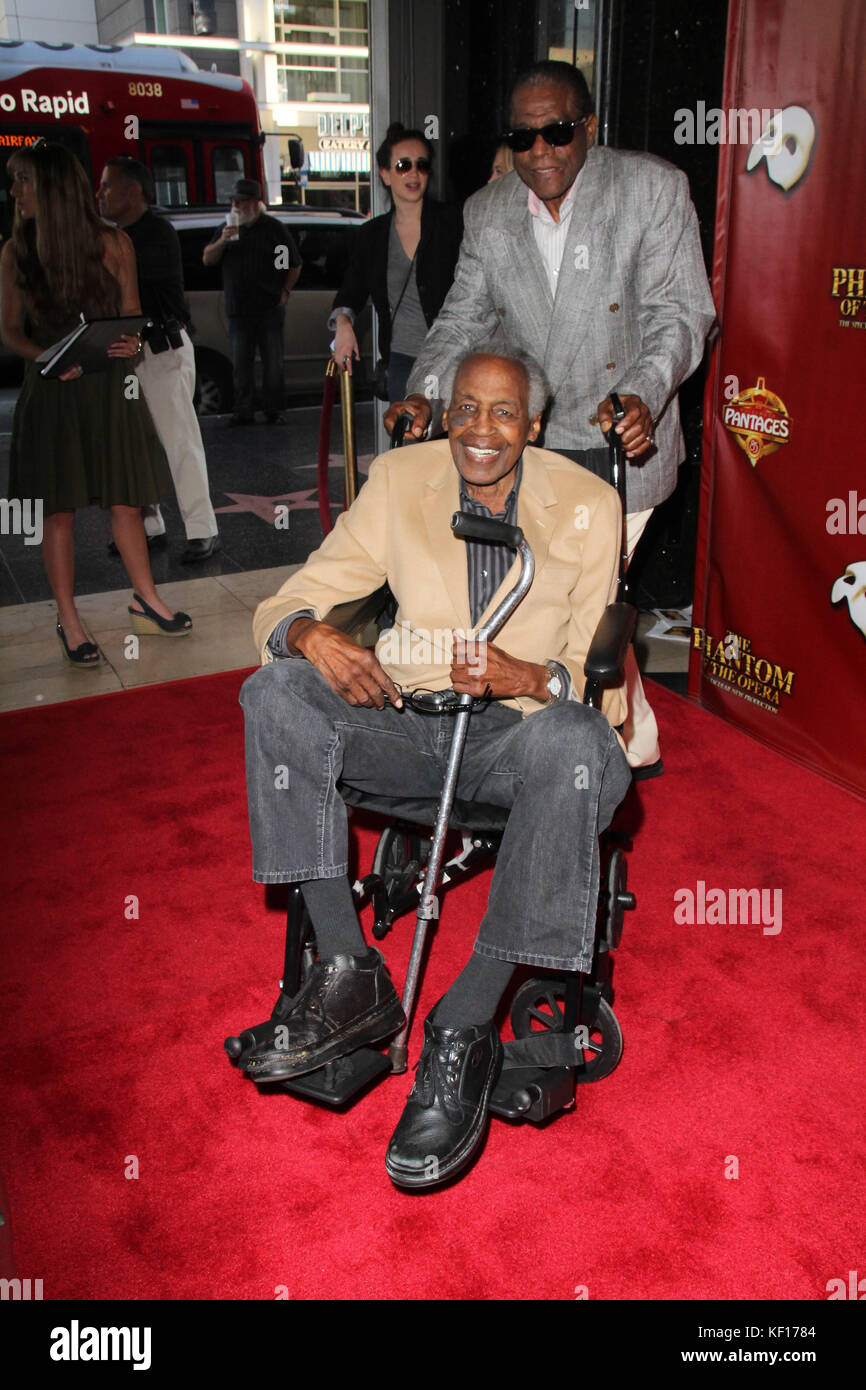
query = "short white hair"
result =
(446, 346, 549, 419)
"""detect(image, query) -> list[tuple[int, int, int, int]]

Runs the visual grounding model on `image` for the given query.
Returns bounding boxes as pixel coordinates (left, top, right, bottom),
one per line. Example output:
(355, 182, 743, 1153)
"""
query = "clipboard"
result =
(37, 316, 151, 379)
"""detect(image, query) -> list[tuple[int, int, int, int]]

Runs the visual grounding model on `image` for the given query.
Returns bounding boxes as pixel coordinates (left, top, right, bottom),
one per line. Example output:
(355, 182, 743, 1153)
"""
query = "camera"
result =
(145, 318, 185, 354)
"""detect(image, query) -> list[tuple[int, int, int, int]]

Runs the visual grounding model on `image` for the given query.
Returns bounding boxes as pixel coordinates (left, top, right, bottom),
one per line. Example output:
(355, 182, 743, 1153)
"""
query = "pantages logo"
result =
(722, 376, 791, 466)
(692, 627, 796, 714)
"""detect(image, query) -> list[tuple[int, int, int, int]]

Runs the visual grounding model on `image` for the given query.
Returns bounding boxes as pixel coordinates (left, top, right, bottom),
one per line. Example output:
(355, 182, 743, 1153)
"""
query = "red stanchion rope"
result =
(316, 365, 338, 536)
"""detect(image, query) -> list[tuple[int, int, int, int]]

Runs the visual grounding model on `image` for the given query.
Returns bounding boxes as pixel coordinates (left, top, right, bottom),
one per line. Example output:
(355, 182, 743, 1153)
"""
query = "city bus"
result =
(0, 41, 265, 240)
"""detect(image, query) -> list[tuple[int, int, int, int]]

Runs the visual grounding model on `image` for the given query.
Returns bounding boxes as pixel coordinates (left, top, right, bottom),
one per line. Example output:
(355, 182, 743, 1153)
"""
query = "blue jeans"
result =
(240, 661, 631, 972)
(229, 305, 285, 417)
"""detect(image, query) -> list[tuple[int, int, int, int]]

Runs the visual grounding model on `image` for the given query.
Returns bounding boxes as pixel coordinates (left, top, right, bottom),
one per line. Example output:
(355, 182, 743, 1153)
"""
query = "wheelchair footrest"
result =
(501, 1031, 585, 1070)
(489, 1065, 575, 1123)
(276, 1046, 392, 1108)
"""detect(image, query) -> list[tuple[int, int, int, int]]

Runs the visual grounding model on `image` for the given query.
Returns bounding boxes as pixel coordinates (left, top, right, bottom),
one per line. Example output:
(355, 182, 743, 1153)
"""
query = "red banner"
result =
(690, 0, 866, 799)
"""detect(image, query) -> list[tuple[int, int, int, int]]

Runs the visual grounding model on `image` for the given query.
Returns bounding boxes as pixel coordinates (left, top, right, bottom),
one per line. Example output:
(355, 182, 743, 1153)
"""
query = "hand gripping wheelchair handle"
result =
(604, 392, 630, 597)
(390, 413, 415, 449)
(450, 511, 524, 550)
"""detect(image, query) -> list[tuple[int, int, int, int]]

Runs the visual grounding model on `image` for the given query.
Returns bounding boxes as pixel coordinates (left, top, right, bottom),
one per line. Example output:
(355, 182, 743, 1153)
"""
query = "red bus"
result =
(0, 40, 265, 238)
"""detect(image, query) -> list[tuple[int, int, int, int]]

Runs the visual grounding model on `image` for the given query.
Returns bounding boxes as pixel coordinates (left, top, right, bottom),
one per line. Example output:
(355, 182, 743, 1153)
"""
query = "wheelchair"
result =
(225, 399, 638, 1126)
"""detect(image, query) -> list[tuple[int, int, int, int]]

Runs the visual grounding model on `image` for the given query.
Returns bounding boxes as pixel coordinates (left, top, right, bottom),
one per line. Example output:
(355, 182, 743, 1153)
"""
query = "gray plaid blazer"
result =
(407, 145, 717, 513)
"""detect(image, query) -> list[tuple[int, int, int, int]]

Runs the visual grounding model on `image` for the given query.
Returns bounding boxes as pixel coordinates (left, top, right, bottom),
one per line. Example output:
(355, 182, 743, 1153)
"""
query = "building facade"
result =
(0, 0, 98, 43)
(98, 0, 374, 210)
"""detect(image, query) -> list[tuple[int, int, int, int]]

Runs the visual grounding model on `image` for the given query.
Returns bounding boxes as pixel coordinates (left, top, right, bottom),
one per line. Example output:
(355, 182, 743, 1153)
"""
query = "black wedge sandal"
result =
(56, 622, 100, 668)
(128, 594, 193, 637)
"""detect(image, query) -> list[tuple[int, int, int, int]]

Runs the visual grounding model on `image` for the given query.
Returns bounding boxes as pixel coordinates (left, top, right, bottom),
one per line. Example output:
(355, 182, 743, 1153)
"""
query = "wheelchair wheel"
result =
(509, 978, 623, 1084)
(602, 848, 635, 950)
(369, 825, 424, 940)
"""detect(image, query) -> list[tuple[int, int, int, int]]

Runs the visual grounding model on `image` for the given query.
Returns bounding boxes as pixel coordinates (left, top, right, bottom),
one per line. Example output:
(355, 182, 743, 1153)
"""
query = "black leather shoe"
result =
(181, 536, 221, 564)
(241, 949, 405, 1082)
(264, 412, 287, 425)
(385, 1017, 503, 1190)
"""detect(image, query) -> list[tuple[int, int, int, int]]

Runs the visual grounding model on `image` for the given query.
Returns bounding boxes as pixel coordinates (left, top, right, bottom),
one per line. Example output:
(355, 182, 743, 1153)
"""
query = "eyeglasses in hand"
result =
(388, 685, 493, 713)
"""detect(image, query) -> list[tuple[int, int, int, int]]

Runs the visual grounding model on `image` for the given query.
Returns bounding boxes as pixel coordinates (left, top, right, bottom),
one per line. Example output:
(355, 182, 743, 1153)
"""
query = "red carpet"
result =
(1, 672, 863, 1301)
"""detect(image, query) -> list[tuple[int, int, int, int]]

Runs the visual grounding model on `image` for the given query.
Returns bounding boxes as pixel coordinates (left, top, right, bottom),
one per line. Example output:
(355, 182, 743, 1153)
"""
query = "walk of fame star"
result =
(214, 490, 324, 521)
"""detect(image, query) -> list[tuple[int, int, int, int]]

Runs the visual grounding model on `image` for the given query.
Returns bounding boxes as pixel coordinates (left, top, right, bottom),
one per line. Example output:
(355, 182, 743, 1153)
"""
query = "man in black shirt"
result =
(98, 157, 220, 562)
(203, 178, 301, 425)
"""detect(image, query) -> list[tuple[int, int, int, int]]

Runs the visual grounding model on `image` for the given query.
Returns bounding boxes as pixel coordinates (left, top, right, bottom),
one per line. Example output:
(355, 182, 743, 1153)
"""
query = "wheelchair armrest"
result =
(584, 602, 637, 686)
(322, 585, 391, 643)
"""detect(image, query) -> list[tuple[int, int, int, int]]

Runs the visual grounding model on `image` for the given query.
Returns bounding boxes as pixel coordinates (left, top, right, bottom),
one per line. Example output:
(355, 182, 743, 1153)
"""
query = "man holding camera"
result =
(202, 178, 302, 426)
(98, 156, 221, 563)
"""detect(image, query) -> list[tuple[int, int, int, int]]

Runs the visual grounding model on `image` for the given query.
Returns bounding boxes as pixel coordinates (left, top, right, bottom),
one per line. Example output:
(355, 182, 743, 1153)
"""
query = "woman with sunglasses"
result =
(0, 142, 192, 667)
(330, 122, 462, 402)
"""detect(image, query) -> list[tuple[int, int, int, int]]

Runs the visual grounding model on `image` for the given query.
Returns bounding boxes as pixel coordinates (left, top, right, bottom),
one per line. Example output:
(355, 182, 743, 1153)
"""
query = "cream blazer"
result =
(252, 440, 627, 727)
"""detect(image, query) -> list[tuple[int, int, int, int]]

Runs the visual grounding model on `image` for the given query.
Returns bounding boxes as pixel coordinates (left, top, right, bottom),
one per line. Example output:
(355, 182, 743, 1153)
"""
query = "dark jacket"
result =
(332, 197, 463, 361)
(125, 208, 190, 329)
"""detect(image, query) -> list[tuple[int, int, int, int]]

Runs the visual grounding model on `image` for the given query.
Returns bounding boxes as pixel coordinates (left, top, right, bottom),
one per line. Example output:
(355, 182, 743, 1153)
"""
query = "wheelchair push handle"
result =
(451, 511, 524, 550)
(604, 392, 627, 458)
(604, 392, 630, 598)
(390, 413, 415, 449)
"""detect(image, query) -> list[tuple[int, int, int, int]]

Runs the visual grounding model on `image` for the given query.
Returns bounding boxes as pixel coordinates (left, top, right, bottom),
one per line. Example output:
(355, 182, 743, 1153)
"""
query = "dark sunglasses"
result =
(393, 157, 431, 174)
(502, 117, 588, 153)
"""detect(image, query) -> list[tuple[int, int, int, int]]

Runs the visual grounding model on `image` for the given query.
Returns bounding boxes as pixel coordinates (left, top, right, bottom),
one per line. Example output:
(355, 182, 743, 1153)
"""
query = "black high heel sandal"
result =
(56, 622, 100, 668)
(127, 593, 193, 636)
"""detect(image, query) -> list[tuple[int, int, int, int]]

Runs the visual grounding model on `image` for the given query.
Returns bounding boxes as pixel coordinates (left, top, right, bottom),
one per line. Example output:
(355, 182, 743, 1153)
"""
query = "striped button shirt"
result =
(527, 163, 584, 298)
(457, 461, 523, 626)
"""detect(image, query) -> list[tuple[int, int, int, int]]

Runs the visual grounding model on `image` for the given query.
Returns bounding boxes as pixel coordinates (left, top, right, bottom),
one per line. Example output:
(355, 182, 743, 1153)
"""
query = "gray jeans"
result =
(240, 661, 631, 972)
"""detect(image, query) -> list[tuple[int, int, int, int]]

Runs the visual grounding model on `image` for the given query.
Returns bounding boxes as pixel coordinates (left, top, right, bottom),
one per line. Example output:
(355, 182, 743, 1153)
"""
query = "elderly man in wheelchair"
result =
(232, 347, 635, 1190)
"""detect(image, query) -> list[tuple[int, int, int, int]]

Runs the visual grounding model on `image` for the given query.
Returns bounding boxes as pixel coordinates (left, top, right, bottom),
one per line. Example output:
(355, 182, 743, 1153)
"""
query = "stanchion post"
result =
(316, 360, 339, 536)
(339, 365, 358, 508)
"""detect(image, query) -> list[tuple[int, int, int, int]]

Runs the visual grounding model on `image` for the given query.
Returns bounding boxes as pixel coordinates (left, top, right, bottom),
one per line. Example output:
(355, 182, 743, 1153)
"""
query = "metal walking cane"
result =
(387, 511, 535, 1072)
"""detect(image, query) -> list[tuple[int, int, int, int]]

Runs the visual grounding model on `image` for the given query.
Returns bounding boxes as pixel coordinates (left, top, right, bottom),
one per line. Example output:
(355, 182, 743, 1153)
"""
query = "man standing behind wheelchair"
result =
(237, 349, 632, 1189)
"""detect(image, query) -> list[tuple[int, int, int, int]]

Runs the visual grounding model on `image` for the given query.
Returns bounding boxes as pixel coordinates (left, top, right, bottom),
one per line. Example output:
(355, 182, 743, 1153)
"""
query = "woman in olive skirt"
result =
(0, 142, 192, 666)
